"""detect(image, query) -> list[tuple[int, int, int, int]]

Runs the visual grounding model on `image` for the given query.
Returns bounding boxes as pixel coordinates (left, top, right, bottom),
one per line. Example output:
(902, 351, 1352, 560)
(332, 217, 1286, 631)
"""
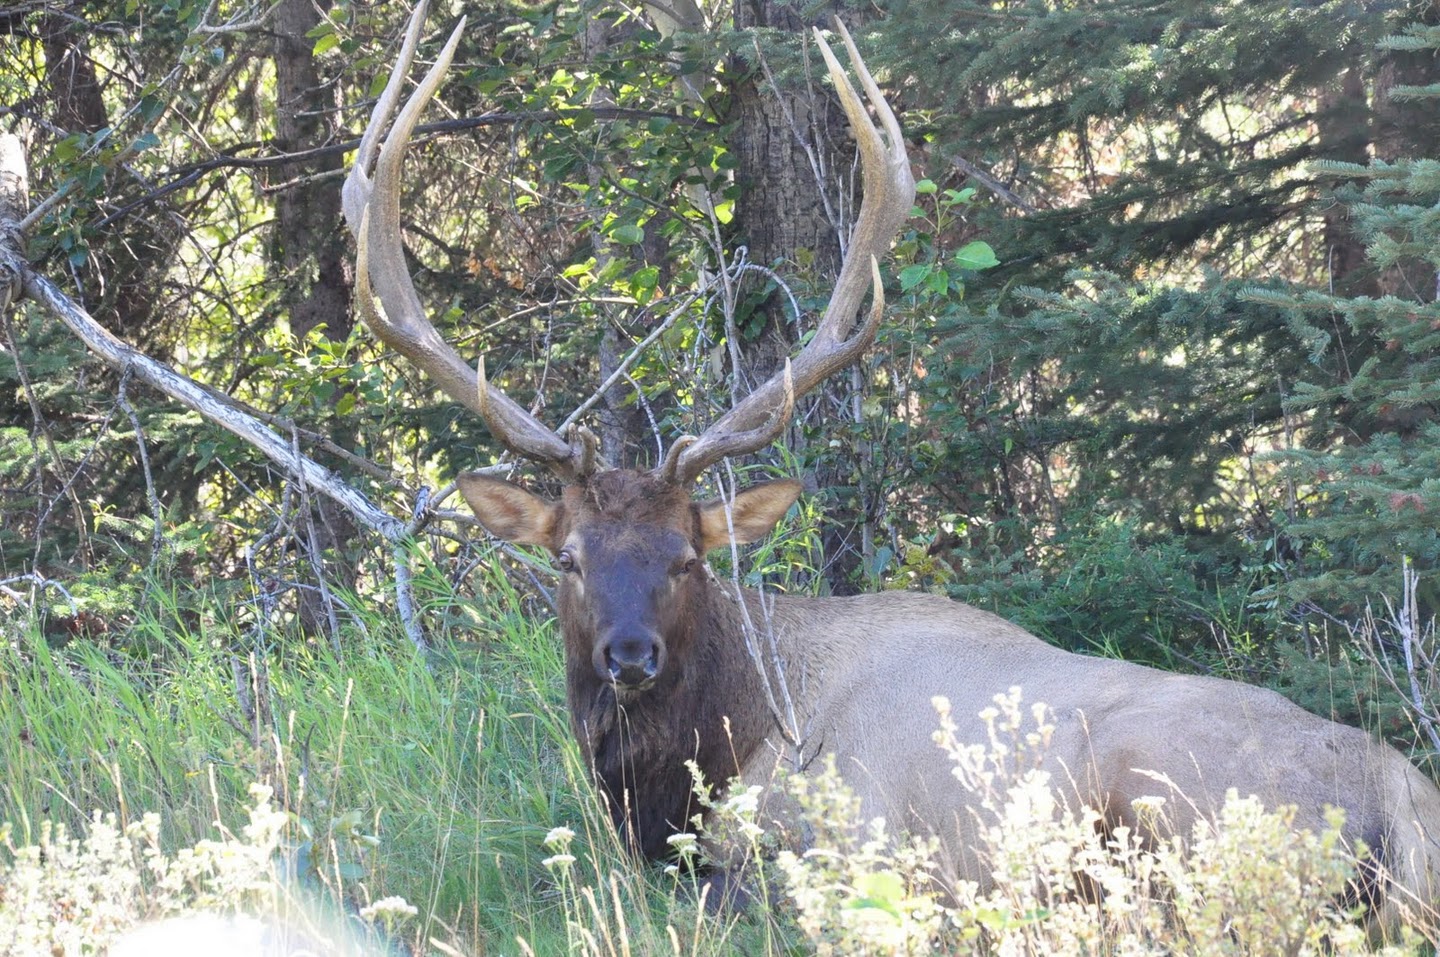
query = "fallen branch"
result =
(0, 132, 441, 648)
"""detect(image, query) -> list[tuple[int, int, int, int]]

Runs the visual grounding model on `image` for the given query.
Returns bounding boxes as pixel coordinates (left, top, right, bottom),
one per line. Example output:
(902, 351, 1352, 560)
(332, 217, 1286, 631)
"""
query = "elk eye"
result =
(675, 557, 696, 576)
(555, 550, 578, 574)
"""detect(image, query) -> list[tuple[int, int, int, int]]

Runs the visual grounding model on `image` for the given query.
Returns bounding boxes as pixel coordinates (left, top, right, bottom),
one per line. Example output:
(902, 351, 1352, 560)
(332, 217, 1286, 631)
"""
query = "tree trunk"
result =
(585, 13, 651, 470)
(40, 15, 176, 347)
(1372, 40, 1440, 303)
(271, 0, 358, 636)
(729, 0, 870, 593)
(729, 0, 845, 384)
(41, 16, 107, 134)
(1317, 65, 1373, 298)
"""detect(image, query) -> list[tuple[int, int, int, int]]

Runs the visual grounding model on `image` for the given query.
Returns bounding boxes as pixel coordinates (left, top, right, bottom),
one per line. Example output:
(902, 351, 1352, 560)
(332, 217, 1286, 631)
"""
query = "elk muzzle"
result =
(595, 629, 665, 690)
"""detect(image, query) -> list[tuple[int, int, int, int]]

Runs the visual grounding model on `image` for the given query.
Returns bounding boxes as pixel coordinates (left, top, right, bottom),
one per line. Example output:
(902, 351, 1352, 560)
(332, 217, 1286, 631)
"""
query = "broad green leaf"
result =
(898, 263, 932, 292)
(610, 223, 644, 246)
(953, 240, 1000, 270)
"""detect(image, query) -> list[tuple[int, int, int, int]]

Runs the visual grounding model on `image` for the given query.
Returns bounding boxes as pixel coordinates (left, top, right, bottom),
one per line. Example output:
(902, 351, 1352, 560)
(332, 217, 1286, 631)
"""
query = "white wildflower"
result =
(543, 825, 576, 849)
(359, 895, 418, 925)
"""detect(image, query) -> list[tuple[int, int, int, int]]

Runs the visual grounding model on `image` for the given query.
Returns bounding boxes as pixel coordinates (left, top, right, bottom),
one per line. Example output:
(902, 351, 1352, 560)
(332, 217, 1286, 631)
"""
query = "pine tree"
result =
(863, 0, 1440, 651)
(1250, 20, 1440, 619)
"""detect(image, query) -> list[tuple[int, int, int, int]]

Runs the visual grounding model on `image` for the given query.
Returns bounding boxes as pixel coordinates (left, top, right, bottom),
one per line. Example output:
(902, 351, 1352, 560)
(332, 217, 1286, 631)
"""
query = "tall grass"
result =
(3, 562, 1439, 954)
(0, 562, 783, 954)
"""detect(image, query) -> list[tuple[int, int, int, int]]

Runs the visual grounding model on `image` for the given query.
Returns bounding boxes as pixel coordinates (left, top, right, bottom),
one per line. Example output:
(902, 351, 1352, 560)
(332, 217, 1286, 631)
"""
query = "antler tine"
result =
(343, 1, 593, 480)
(659, 360, 796, 484)
(664, 19, 915, 487)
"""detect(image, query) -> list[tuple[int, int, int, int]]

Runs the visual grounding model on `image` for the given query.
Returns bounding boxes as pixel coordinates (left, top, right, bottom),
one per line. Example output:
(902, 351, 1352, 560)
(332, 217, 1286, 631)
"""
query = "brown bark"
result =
(729, 1, 869, 593)
(40, 14, 175, 346)
(729, 0, 846, 384)
(41, 15, 107, 134)
(272, 0, 352, 345)
(1317, 65, 1373, 298)
(1372, 42, 1440, 303)
(271, 0, 358, 634)
(585, 13, 650, 469)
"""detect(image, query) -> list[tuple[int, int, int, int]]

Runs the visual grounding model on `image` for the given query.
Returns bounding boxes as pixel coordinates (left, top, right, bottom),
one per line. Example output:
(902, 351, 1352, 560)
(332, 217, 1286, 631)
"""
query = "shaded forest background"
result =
(3, 0, 1440, 747)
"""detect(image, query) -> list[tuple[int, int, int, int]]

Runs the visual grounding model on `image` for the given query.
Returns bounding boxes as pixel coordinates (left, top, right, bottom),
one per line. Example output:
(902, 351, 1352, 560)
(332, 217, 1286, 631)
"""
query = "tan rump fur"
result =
(742, 588, 1440, 929)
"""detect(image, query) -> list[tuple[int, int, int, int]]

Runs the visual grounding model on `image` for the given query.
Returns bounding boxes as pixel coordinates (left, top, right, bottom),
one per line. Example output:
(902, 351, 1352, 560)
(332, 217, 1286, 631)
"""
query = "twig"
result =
(21, 268, 404, 539)
(624, 370, 664, 463)
(1352, 559, 1440, 758)
(557, 290, 700, 433)
(950, 155, 1036, 213)
(395, 487, 434, 653)
(291, 426, 342, 650)
(192, 0, 285, 34)
(2, 305, 94, 565)
(716, 464, 803, 755)
(1396, 559, 1440, 755)
(67, 110, 713, 238)
(117, 367, 166, 564)
(0, 573, 80, 615)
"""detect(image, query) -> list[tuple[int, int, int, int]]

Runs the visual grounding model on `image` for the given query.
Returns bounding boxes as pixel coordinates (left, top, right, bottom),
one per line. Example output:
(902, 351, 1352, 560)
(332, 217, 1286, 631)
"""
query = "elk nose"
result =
(600, 634, 662, 688)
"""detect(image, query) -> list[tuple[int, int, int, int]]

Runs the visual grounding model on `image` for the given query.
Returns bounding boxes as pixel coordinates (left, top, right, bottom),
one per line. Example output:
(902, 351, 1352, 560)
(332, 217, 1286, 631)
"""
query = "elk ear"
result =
(696, 479, 803, 553)
(456, 473, 559, 549)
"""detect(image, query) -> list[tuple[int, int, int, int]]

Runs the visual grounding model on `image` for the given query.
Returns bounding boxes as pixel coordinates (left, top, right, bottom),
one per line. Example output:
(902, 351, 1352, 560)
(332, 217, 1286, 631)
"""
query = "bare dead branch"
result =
(950, 154, 1036, 213)
(20, 269, 405, 537)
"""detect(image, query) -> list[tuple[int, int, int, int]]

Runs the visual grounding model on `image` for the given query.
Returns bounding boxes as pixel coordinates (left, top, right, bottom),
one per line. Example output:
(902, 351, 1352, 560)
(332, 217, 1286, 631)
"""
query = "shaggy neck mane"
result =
(564, 571, 775, 860)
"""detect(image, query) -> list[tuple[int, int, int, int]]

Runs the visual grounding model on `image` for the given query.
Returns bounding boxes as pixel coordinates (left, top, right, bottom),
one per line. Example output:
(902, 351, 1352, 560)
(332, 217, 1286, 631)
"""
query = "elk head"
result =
(343, 3, 915, 694)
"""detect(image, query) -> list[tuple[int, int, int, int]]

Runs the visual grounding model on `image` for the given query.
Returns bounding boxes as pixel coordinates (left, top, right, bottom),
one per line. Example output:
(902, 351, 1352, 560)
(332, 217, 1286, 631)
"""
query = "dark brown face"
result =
(455, 468, 803, 694)
(555, 518, 700, 691)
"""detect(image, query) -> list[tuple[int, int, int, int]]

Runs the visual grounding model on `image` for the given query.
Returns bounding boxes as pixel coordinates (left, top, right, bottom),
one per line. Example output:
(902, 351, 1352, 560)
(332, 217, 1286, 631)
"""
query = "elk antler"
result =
(342, 1, 595, 481)
(658, 19, 916, 487)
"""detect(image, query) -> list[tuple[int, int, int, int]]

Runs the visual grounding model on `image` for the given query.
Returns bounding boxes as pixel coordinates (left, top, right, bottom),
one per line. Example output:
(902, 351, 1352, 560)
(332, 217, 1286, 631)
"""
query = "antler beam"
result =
(342, 1, 594, 481)
(659, 19, 916, 486)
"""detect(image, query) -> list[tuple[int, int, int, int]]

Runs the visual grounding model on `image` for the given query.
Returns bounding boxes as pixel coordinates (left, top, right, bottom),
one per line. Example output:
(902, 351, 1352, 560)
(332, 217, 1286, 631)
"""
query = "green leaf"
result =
(953, 240, 1000, 270)
(50, 135, 83, 164)
(312, 33, 339, 56)
(610, 223, 644, 246)
(915, 178, 938, 194)
(898, 263, 932, 292)
(847, 870, 906, 918)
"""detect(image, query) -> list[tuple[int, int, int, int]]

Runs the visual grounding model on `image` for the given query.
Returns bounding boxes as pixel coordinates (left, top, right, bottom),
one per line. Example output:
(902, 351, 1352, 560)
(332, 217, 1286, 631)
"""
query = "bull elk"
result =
(343, 3, 1440, 928)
